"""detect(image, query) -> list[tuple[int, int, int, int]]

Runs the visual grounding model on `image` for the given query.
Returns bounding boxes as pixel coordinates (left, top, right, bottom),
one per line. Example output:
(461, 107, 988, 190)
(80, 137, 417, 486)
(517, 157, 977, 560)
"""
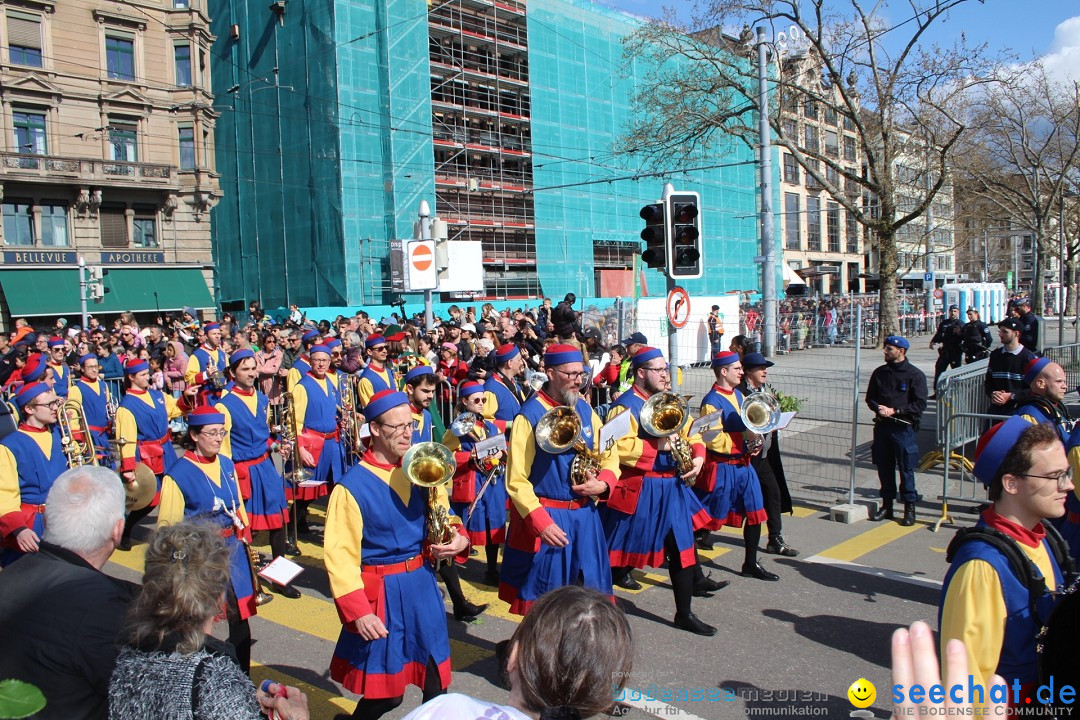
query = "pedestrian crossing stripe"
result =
(251, 662, 355, 717)
(813, 520, 924, 563)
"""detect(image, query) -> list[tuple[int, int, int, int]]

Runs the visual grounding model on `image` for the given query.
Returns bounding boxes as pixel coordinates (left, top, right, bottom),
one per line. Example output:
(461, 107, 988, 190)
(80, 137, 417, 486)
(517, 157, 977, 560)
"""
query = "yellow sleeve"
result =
(0, 445, 22, 520)
(157, 476, 187, 526)
(324, 483, 366, 604)
(940, 559, 1006, 693)
(68, 385, 83, 407)
(163, 393, 185, 421)
(481, 390, 498, 421)
(184, 353, 202, 386)
(442, 429, 463, 453)
(216, 402, 234, 459)
(505, 413, 542, 518)
(606, 404, 641, 473)
(292, 383, 310, 433)
(286, 367, 302, 392)
(115, 406, 138, 466)
(700, 401, 735, 454)
(357, 377, 376, 407)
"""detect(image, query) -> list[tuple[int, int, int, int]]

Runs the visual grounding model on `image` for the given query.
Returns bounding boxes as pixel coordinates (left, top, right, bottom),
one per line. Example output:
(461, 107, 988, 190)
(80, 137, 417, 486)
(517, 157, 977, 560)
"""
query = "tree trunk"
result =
(877, 227, 901, 346)
(1066, 259, 1077, 317)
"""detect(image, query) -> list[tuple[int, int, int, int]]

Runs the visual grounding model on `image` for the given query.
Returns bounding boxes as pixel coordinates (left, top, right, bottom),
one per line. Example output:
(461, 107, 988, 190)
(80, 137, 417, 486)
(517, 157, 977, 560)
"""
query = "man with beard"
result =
(985, 318, 1034, 416)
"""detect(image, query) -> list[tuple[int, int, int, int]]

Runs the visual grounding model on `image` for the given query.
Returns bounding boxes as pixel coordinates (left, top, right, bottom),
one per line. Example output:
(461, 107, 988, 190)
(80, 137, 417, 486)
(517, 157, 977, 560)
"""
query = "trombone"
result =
(402, 442, 456, 569)
(279, 390, 310, 549)
(338, 374, 364, 463)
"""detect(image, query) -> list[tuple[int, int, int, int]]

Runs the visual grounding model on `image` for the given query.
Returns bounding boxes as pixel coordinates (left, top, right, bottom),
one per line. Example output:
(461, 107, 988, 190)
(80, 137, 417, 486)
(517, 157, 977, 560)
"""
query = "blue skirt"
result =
(600, 474, 710, 570)
(451, 474, 508, 546)
(245, 457, 289, 531)
(694, 461, 767, 530)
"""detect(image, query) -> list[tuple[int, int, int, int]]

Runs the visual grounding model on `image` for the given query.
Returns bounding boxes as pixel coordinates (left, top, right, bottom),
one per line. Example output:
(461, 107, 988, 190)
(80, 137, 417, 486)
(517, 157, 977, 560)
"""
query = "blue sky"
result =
(595, 1, 1080, 79)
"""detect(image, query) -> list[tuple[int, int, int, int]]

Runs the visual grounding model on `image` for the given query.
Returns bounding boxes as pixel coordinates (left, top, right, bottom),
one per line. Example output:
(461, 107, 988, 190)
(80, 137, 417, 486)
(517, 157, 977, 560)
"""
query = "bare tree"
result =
(619, 0, 999, 342)
(956, 65, 1080, 316)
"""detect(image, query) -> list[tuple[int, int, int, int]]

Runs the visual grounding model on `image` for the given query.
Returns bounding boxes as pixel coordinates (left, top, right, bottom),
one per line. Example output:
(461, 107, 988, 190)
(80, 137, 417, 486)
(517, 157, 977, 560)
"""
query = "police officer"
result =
(960, 308, 992, 363)
(929, 305, 964, 397)
(1016, 297, 1040, 353)
(866, 336, 928, 526)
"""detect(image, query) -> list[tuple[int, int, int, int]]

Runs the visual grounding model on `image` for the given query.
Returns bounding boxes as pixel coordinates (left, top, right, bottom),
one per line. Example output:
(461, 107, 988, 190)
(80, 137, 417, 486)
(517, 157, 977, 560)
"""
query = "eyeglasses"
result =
(644, 366, 670, 375)
(555, 369, 588, 381)
(1021, 469, 1073, 491)
(30, 399, 63, 410)
(377, 420, 415, 436)
(198, 430, 229, 439)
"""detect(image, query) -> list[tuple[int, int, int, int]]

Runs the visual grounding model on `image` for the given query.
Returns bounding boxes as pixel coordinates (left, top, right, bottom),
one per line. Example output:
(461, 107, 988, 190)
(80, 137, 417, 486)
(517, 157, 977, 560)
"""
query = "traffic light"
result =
(639, 202, 667, 269)
(667, 192, 702, 279)
(86, 266, 110, 303)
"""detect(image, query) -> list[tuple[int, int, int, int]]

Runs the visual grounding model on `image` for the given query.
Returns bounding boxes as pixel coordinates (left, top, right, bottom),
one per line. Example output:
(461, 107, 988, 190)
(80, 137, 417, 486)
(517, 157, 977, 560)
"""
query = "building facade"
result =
(0, 0, 218, 325)
(209, 0, 770, 310)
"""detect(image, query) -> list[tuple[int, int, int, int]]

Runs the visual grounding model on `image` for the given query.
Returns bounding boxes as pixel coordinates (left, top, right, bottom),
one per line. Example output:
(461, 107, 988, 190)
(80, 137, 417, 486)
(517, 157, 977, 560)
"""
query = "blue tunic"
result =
(48, 363, 70, 398)
(192, 346, 228, 404)
(447, 419, 508, 546)
(167, 454, 257, 619)
(358, 365, 397, 408)
(329, 461, 452, 698)
(293, 374, 342, 498)
(483, 373, 523, 422)
(696, 386, 766, 529)
(118, 389, 178, 478)
(1015, 402, 1080, 559)
(0, 427, 67, 566)
(74, 378, 111, 464)
(218, 390, 288, 531)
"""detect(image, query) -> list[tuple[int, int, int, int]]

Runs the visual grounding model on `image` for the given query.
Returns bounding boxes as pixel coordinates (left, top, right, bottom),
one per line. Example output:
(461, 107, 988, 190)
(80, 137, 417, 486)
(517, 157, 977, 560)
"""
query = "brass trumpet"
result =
(402, 441, 456, 569)
(640, 391, 694, 481)
(534, 405, 603, 485)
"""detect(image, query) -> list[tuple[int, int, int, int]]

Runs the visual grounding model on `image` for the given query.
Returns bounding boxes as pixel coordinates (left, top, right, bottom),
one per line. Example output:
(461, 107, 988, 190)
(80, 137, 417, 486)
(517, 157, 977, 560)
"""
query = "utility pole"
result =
(418, 200, 434, 331)
(756, 26, 776, 357)
(79, 255, 88, 330)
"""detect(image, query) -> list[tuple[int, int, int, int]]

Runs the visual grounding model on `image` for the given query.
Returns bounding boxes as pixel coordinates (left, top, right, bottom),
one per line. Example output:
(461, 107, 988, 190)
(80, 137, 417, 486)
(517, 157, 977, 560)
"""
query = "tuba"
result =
(402, 441, 456, 568)
(740, 390, 782, 454)
(59, 399, 98, 467)
(535, 405, 602, 485)
(640, 392, 694, 480)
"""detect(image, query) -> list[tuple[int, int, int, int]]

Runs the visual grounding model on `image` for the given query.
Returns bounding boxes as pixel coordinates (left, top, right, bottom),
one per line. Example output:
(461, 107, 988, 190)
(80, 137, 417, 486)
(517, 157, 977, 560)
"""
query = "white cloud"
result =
(1041, 16, 1080, 83)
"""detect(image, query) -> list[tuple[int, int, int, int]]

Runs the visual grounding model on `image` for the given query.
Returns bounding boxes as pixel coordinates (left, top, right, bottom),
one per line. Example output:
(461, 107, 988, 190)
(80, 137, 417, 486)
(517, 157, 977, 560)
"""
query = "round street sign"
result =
(410, 243, 433, 272)
(933, 288, 944, 299)
(667, 286, 691, 329)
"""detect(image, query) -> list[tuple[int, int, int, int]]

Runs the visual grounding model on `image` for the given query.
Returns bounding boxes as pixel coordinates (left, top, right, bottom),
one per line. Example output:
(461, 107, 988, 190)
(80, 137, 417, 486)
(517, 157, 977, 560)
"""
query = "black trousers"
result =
(752, 455, 783, 538)
(933, 349, 962, 389)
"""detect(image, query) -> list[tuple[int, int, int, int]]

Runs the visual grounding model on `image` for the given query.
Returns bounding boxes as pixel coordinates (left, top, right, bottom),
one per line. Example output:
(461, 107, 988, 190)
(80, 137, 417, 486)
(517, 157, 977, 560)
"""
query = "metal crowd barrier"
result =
(1040, 343, 1080, 390)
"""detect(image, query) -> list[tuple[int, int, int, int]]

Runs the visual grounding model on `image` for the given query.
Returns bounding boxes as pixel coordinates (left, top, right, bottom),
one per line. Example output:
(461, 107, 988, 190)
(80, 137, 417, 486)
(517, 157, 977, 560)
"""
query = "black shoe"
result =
(695, 534, 715, 551)
(273, 583, 301, 599)
(741, 562, 780, 581)
(284, 541, 302, 557)
(764, 536, 799, 557)
(297, 522, 311, 535)
(674, 612, 717, 636)
(614, 572, 643, 591)
(453, 601, 487, 622)
(483, 570, 500, 587)
(693, 573, 729, 595)
(870, 502, 894, 522)
(118, 536, 132, 552)
(900, 503, 917, 527)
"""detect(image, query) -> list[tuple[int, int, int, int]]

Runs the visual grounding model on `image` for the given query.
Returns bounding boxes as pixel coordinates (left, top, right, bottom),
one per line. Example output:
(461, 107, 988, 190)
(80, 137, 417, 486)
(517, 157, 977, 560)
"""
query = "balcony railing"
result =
(0, 152, 175, 184)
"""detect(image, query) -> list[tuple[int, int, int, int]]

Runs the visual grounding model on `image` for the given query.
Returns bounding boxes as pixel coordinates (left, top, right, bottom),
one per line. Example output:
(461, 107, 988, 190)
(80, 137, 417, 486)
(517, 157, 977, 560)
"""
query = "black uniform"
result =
(961, 320, 992, 363)
(930, 316, 964, 391)
(984, 345, 1035, 416)
(1019, 311, 1040, 353)
(866, 358, 928, 505)
(738, 380, 794, 545)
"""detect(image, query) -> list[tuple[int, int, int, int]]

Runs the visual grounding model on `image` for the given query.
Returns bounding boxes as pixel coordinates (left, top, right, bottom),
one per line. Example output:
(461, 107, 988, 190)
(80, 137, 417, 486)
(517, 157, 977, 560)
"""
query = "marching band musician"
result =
(157, 406, 261, 673)
(326, 338, 356, 467)
(356, 334, 397, 409)
(695, 351, 776, 581)
(290, 344, 342, 534)
(325, 390, 469, 720)
(184, 321, 228, 406)
(285, 328, 322, 392)
(599, 347, 722, 636)
(215, 349, 299, 599)
(404, 365, 439, 443)
(0, 382, 65, 566)
(68, 353, 113, 465)
(45, 337, 70, 398)
(481, 343, 526, 423)
(116, 358, 194, 550)
(499, 344, 617, 617)
(445, 381, 507, 589)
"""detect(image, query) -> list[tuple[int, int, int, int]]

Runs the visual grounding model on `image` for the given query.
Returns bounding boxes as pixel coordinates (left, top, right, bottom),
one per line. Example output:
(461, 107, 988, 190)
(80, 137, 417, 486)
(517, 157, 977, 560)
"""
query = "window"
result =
(805, 159, 822, 190)
(844, 136, 857, 162)
(807, 196, 821, 251)
(846, 209, 859, 253)
(784, 193, 801, 250)
(825, 164, 840, 189)
(824, 130, 839, 157)
(109, 121, 137, 162)
(2, 201, 33, 246)
(40, 204, 68, 247)
(7, 13, 42, 68)
(803, 100, 818, 120)
(782, 119, 798, 141)
(178, 126, 195, 169)
(827, 202, 841, 252)
(99, 205, 127, 247)
(106, 34, 135, 81)
(133, 206, 157, 247)
(173, 0, 190, 7)
(803, 125, 818, 153)
(783, 153, 799, 184)
(13, 110, 46, 155)
(824, 107, 838, 126)
(174, 44, 191, 87)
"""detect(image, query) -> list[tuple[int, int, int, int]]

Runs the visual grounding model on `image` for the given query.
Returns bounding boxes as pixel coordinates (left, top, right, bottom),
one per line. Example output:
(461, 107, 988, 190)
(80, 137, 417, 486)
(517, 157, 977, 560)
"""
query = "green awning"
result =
(0, 267, 215, 317)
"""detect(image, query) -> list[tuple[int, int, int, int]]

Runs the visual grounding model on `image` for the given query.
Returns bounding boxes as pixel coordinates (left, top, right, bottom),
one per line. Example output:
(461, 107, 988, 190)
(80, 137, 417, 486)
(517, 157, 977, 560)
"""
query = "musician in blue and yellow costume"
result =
(599, 347, 721, 635)
(45, 337, 70, 398)
(325, 390, 469, 720)
(290, 344, 342, 533)
(158, 406, 261, 673)
(0, 382, 65, 566)
(116, 358, 193, 549)
(285, 328, 321, 392)
(940, 417, 1072, 706)
(499, 344, 617, 616)
(184, 321, 228, 406)
(68, 353, 113, 465)
(357, 334, 397, 409)
(482, 343, 525, 423)
(696, 351, 775, 581)
(215, 348, 298, 599)
(445, 380, 507, 587)
(404, 365, 438, 444)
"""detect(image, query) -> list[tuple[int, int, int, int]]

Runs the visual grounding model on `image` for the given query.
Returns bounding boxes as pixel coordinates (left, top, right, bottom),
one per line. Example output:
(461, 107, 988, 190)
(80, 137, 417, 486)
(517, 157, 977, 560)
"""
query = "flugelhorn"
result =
(640, 391, 694, 480)
(534, 405, 603, 485)
(402, 441, 456, 569)
(741, 389, 781, 453)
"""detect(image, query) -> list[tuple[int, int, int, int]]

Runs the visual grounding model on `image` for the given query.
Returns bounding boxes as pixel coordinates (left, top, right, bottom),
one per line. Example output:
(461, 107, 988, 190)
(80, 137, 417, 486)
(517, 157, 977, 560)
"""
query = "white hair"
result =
(44, 466, 125, 554)
(346, 332, 362, 347)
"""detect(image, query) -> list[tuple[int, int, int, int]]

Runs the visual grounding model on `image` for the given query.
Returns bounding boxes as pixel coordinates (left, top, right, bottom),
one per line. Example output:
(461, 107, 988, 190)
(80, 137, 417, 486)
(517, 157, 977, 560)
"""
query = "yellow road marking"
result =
(251, 662, 354, 716)
(792, 506, 816, 518)
(815, 522, 924, 563)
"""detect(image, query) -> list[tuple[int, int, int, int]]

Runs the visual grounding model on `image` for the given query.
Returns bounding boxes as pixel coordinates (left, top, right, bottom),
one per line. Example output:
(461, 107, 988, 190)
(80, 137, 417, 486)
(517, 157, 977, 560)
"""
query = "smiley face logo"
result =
(847, 678, 876, 708)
